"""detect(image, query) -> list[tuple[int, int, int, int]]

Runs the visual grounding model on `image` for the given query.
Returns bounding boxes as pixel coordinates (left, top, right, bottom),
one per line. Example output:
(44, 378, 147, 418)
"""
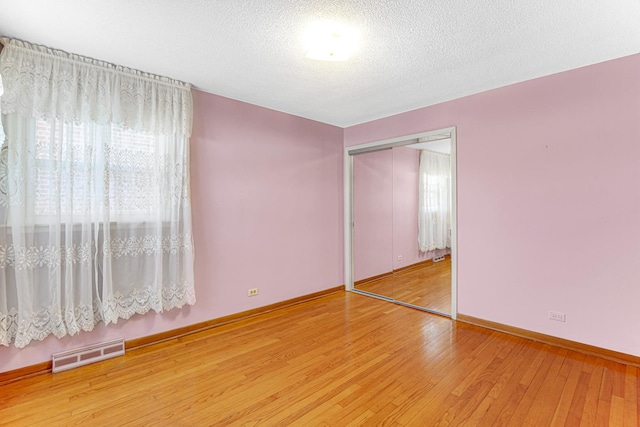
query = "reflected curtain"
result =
(0, 38, 195, 348)
(418, 149, 451, 252)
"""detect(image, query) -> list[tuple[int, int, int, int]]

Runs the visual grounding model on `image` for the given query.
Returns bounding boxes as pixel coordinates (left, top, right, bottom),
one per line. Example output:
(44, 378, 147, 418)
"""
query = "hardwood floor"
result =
(356, 257, 451, 314)
(1, 291, 638, 426)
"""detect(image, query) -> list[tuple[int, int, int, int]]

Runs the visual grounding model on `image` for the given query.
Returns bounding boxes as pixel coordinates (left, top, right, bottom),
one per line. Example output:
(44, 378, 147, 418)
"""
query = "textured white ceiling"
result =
(0, 0, 639, 127)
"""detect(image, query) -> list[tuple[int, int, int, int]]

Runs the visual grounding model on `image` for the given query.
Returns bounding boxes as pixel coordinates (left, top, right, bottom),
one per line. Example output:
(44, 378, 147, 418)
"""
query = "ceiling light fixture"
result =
(305, 21, 357, 62)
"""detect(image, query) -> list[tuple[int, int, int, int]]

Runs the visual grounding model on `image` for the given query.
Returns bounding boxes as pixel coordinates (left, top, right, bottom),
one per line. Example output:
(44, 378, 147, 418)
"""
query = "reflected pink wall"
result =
(353, 146, 427, 281)
(346, 54, 640, 356)
(353, 150, 393, 281)
(392, 146, 424, 270)
(1, 90, 344, 373)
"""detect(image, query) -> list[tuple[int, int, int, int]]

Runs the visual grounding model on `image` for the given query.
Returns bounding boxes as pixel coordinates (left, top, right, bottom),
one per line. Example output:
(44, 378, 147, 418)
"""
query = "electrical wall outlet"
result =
(548, 311, 566, 322)
(397, 255, 403, 260)
(247, 288, 259, 297)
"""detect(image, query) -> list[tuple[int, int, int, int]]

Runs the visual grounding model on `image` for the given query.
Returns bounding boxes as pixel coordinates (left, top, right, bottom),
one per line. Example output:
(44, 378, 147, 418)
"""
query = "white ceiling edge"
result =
(0, 0, 638, 128)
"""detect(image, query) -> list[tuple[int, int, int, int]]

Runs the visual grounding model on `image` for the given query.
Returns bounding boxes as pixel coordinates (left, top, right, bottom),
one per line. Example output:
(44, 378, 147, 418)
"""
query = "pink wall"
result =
(345, 54, 640, 356)
(0, 90, 344, 373)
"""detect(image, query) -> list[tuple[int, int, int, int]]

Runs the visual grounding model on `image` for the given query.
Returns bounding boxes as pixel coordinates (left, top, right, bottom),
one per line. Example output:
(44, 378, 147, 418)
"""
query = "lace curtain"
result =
(0, 38, 195, 348)
(0, 74, 4, 143)
(418, 149, 451, 252)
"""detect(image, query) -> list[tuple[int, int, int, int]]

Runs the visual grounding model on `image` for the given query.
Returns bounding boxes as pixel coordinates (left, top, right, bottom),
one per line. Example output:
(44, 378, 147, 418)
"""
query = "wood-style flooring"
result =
(356, 257, 451, 314)
(1, 291, 637, 426)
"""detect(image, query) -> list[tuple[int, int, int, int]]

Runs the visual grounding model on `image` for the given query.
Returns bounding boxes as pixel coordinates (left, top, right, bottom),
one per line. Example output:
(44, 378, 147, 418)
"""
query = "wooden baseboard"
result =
(457, 313, 640, 368)
(0, 285, 345, 385)
(127, 285, 345, 350)
(393, 260, 431, 274)
(354, 272, 393, 287)
(0, 361, 52, 386)
(393, 255, 450, 274)
(355, 256, 450, 287)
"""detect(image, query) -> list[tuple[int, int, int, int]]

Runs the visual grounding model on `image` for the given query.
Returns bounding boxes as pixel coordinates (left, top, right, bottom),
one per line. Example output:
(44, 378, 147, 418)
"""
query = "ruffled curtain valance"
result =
(0, 37, 192, 137)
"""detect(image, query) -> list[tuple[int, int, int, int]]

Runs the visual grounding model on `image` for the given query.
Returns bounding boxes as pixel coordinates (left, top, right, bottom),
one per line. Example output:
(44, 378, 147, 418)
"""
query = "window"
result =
(418, 149, 451, 252)
(33, 119, 162, 222)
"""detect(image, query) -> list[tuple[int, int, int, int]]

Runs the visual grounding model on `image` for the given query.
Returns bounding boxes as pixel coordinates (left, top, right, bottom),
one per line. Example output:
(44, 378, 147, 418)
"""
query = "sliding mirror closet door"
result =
(404, 139, 452, 314)
(390, 145, 434, 308)
(349, 130, 455, 316)
(353, 148, 395, 299)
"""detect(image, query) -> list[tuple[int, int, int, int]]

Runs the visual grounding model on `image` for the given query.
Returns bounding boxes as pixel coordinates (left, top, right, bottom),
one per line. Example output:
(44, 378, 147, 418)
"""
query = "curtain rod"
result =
(0, 38, 189, 89)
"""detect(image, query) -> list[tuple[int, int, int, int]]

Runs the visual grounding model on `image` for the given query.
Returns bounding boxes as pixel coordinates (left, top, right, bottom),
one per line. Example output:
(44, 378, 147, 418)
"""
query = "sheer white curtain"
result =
(0, 74, 4, 143)
(418, 149, 451, 252)
(0, 38, 195, 348)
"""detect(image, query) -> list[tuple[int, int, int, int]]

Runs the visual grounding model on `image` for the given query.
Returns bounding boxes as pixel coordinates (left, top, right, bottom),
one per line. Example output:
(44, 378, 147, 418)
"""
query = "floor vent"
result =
(52, 338, 125, 373)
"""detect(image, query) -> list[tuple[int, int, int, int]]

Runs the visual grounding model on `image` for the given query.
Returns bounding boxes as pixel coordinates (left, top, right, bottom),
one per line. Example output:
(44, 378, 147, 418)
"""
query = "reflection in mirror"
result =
(352, 136, 452, 315)
(353, 149, 394, 299)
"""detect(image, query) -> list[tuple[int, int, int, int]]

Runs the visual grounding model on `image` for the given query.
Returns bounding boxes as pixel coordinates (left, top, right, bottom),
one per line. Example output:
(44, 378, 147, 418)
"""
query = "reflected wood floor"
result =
(1, 291, 638, 426)
(356, 257, 451, 314)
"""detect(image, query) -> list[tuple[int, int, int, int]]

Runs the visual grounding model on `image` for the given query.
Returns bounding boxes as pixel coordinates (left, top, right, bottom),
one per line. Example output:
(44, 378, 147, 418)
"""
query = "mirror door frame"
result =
(344, 126, 458, 319)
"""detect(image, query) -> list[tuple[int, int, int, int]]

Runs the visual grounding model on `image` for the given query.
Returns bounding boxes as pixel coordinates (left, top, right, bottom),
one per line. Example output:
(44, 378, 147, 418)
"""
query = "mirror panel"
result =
(351, 137, 452, 315)
(353, 149, 394, 299)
